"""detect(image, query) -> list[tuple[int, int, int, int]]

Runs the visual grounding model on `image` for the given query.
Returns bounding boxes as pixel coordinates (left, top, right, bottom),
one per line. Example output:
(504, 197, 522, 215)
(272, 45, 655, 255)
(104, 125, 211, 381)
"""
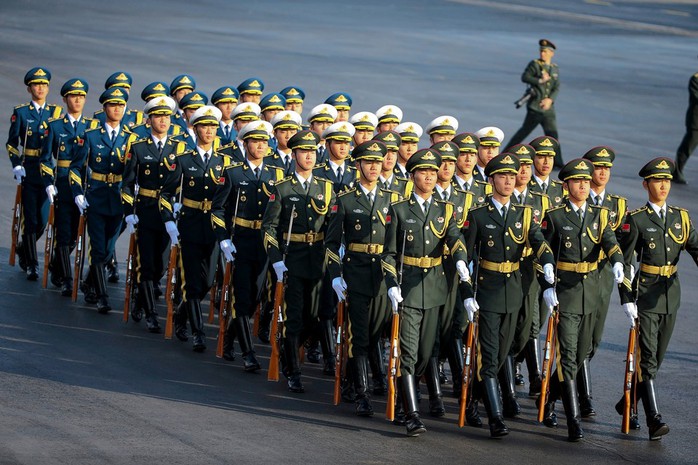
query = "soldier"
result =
(381, 148, 471, 437)
(507, 39, 563, 168)
(325, 92, 352, 122)
(462, 153, 555, 437)
(169, 74, 196, 133)
(393, 122, 423, 179)
(212, 86, 240, 146)
(159, 105, 234, 352)
(375, 130, 412, 199)
(130, 82, 183, 140)
(280, 86, 305, 117)
(93, 72, 143, 130)
(40, 78, 98, 295)
(220, 102, 262, 163)
(375, 105, 402, 133)
(261, 129, 337, 393)
(70, 87, 135, 313)
(174, 91, 209, 152)
(122, 96, 182, 333)
(325, 140, 399, 416)
(674, 67, 698, 184)
(616, 157, 698, 440)
(220, 120, 285, 371)
(472, 126, 504, 182)
(260, 93, 286, 152)
(539, 158, 625, 441)
(267, 110, 302, 176)
(425, 116, 458, 144)
(452, 132, 491, 206)
(579, 146, 627, 417)
(528, 136, 566, 207)
(8, 67, 62, 279)
(349, 112, 378, 147)
(238, 77, 264, 104)
(307, 104, 337, 165)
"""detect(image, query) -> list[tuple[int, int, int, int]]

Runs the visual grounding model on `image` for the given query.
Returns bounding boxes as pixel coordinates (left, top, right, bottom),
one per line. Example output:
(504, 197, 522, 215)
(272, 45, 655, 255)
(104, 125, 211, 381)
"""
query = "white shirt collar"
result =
(514, 187, 527, 198)
(196, 146, 211, 162)
(187, 127, 197, 142)
(329, 159, 345, 176)
(413, 193, 432, 209)
(359, 183, 377, 198)
(475, 165, 486, 179)
(570, 202, 586, 215)
(295, 172, 312, 185)
(490, 197, 510, 212)
(648, 202, 666, 217)
(435, 184, 451, 198)
(67, 114, 81, 125)
(31, 101, 45, 112)
(151, 134, 167, 146)
(533, 174, 549, 188)
(247, 159, 263, 171)
(104, 124, 119, 139)
(590, 190, 605, 204)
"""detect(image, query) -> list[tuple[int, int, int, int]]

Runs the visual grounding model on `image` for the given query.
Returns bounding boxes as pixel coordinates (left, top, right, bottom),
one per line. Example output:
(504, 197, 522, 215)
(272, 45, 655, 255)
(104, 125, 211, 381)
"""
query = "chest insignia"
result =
(563, 226, 573, 231)
(353, 209, 364, 213)
(437, 216, 444, 224)
(674, 223, 681, 230)
(515, 222, 522, 229)
(144, 155, 154, 160)
(240, 181, 249, 186)
(97, 144, 105, 149)
(188, 166, 198, 172)
(646, 227, 657, 233)
(289, 196, 300, 202)
(486, 224, 496, 229)
(406, 219, 416, 224)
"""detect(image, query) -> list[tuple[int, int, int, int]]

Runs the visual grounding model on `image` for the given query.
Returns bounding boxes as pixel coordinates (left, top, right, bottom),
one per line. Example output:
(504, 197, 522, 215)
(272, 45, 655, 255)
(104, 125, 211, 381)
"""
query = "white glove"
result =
(46, 185, 57, 204)
(543, 288, 559, 317)
(165, 221, 179, 246)
(220, 239, 235, 262)
(388, 286, 403, 312)
(173, 202, 182, 215)
(332, 277, 347, 301)
(543, 263, 555, 285)
(456, 260, 470, 282)
(339, 244, 346, 260)
(125, 214, 139, 234)
(13, 165, 25, 184)
(464, 297, 479, 322)
(622, 302, 638, 325)
(272, 260, 288, 281)
(629, 265, 636, 281)
(613, 262, 624, 284)
(75, 194, 89, 213)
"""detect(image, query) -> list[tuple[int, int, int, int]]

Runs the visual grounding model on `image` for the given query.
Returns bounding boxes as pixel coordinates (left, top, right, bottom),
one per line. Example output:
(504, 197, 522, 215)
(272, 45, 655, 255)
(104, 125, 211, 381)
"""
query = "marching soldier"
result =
(472, 126, 503, 182)
(220, 102, 262, 163)
(381, 148, 471, 437)
(307, 104, 337, 165)
(93, 72, 143, 130)
(262, 129, 336, 393)
(579, 146, 627, 417)
(325, 92, 352, 122)
(280, 86, 305, 117)
(173, 91, 209, 152)
(122, 96, 182, 333)
(40, 78, 98, 295)
(462, 153, 555, 437)
(539, 158, 625, 441)
(159, 105, 234, 352)
(267, 110, 302, 176)
(616, 157, 698, 440)
(375, 105, 402, 133)
(349, 112, 378, 147)
(8, 67, 62, 279)
(238, 77, 264, 105)
(425, 116, 458, 144)
(375, 130, 412, 199)
(452, 132, 491, 205)
(393, 122, 422, 179)
(70, 87, 135, 313)
(260, 93, 286, 152)
(212, 86, 240, 146)
(528, 135, 566, 207)
(130, 82, 183, 140)
(673, 67, 698, 184)
(169, 74, 196, 133)
(325, 140, 399, 416)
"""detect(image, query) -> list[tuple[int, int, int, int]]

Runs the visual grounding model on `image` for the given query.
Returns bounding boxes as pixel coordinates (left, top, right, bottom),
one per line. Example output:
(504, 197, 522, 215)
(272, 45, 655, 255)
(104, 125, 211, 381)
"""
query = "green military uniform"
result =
(528, 136, 566, 207)
(617, 157, 698, 440)
(540, 158, 624, 442)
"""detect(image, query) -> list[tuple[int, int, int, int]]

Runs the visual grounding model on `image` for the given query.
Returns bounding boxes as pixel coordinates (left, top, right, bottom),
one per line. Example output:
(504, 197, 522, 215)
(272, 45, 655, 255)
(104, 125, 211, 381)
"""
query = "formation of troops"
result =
(7, 54, 698, 443)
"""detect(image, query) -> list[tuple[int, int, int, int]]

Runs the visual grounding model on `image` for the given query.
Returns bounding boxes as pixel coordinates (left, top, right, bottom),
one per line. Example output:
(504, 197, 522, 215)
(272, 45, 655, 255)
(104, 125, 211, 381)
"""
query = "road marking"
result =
(585, 0, 612, 6)
(662, 9, 691, 17)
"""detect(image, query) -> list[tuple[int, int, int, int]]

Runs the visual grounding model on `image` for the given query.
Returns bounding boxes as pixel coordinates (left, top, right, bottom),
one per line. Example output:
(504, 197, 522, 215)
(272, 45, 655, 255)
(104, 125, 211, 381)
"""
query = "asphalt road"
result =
(1, 1, 698, 464)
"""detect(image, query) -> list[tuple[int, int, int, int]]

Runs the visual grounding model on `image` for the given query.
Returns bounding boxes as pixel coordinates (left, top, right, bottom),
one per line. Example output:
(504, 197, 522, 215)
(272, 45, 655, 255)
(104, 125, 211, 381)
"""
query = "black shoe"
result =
(355, 397, 374, 417)
(429, 396, 445, 417)
(130, 305, 143, 323)
(175, 325, 189, 342)
(97, 296, 111, 314)
(405, 412, 426, 437)
(50, 271, 63, 288)
(438, 361, 448, 385)
(106, 260, 119, 283)
(642, 379, 669, 440)
(529, 377, 542, 397)
(648, 416, 669, 440)
(145, 314, 161, 333)
(81, 281, 98, 304)
(466, 401, 483, 427)
(61, 278, 72, 297)
(288, 374, 304, 393)
(503, 396, 521, 419)
(192, 333, 206, 352)
(489, 417, 509, 438)
(258, 326, 270, 344)
(515, 362, 525, 386)
(26, 266, 39, 281)
(242, 352, 261, 372)
(223, 348, 236, 361)
(305, 340, 321, 363)
(323, 359, 335, 376)
(580, 397, 596, 418)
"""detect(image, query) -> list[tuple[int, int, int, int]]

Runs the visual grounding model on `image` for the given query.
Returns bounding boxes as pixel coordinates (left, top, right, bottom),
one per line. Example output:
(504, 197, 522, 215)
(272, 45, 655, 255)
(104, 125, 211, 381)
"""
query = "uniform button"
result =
(583, 247, 587, 251)
(110, 163, 114, 167)
(307, 204, 311, 208)
(667, 247, 671, 251)
(506, 246, 510, 250)
(425, 226, 429, 230)
(347, 257, 351, 262)
(372, 216, 376, 220)
(426, 240, 430, 245)
(582, 233, 587, 237)
(308, 217, 312, 221)
(258, 189, 261, 192)
(583, 275, 587, 279)
(506, 273, 511, 278)
(205, 186, 209, 190)
(504, 232, 509, 236)
(371, 258, 375, 262)
(258, 201, 262, 205)
(667, 261, 671, 265)
(159, 174, 163, 178)
(205, 173, 209, 177)
(372, 230, 376, 234)
(424, 269, 428, 273)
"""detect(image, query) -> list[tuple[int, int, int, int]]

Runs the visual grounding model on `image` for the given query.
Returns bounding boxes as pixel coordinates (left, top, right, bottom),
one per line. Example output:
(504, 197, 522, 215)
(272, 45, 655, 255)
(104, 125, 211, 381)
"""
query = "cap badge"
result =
(270, 95, 281, 103)
(656, 160, 670, 169)
(73, 80, 85, 88)
(485, 129, 496, 137)
(112, 89, 124, 97)
(502, 155, 515, 164)
(597, 148, 610, 157)
(191, 94, 203, 101)
(153, 83, 166, 91)
(335, 95, 348, 103)
(367, 143, 381, 151)
(574, 161, 589, 170)
(180, 76, 192, 84)
(515, 146, 530, 155)
(384, 133, 396, 142)
(423, 151, 436, 160)
(287, 88, 300, 96)
(540, 138, 553, 147)
(36, 68, 47, 76)
(463, 135, 474, 144)
(249, 80, 261, 88)
(302, 132, 316, 140)
(116, 72, 128, 81)
(222, 87, 235, 95)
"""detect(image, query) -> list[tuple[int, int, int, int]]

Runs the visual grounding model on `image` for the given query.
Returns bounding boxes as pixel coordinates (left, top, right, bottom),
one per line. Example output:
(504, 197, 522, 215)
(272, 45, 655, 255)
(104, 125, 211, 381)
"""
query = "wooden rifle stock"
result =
(267, 279, 285, 381)
(164, 245, 179, 339)
(538, 309, 559, 423)
(386, 310, 400, 421)
(9, 185, 22, 266)
(458, 315, 479, 427)
(72, 213, 87, 302)
(216, 261, 233, 358)
(122, 230, 137, 322)
(42, 202, 55, 288)
(333, 300, 347, 405)
(622, 320, 638, 433)
(208, 268, 219, 324)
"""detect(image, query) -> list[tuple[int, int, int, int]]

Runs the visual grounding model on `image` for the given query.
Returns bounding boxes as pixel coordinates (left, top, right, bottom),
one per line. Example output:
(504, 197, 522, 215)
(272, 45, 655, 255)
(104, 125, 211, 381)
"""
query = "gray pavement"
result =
(1, 1, 698, 464)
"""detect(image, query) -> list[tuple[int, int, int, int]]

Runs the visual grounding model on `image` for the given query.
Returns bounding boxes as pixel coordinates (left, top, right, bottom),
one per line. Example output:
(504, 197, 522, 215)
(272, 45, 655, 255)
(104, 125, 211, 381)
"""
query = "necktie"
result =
(337, 166, 343, 180)
(577, 208, 584, 221)
(501, 206, 507, 221)
(368, 192, 374, 205)
(595, 196, 602, 206)
(423, 201, 429, 216)
(442, 190, 449, 201)
(157, 141, 163, 154)
(38, 106, 43, 117)
(203, 152, 210, 165)
(224, 125, 230, 139)
(659, 209, 665, 223)
(515, 193, 521, 204)
(73, 121, 78, 131)
(110, 130, 116, 143)
(541, 182, 548, 192)
(254, 167, 260, 179)
(302, 180, 309, 193)
(284, 156, 290, 171)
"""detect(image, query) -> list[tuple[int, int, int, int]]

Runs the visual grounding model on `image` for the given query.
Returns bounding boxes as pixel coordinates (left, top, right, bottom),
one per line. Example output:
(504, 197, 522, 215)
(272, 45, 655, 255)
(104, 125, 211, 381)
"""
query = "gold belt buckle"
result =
(500, 262, 513, 273)
(419, 257, 431, 268)
(367, 244, 379, 254)
(576, 262, 590, 273)
(106, 173, 116, 183)
(201, 199, 212, 211)
(659, 265, 672, 277)
(305, 232, 317, 242)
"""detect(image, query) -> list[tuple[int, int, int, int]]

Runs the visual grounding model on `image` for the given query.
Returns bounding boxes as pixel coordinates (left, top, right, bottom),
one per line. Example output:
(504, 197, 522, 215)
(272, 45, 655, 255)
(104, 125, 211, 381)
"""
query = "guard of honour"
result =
(8, 65, 698, 442)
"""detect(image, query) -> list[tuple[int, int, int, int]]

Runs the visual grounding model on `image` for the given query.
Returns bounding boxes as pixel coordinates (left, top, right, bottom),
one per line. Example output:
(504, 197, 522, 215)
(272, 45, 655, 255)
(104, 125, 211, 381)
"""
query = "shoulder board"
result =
(175, 143, 189, 155)
(452, 186, 467, 195)
(14, 103, 31, 110)
(469, 204, 488, 213)
(93, 109, 104, 116)
(229, 161, 244, 169)
(391, 198, 409, 206)
(516, 203, 533, 210)
(315, 176, 333, 184)
(131, 138, 148, 147)
(607, 193, 627, 201)
(315, 163, 328, 169)
(668, 205, 687, 212)
(547, 205, 567, 213)
(338, 187, 357, 198)
(85, 126, 101, 134)
(629, 206, 649, 216)
(88, 119, 100, 129)
(551, 180, 562, 186)
(220, 154, 234, 166)
(379, 187, 396, 194)
(530, 191, 548, 198)
(275, 176, 293, 186)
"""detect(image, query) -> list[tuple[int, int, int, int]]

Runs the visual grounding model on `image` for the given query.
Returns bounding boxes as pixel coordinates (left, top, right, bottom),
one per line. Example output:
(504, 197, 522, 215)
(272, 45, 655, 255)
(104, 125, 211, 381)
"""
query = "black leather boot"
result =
(222, 317, 236, 361)
(499, 355, 521, 418)
(577, 358, 595, 418)
(561, 379, 584, 441)
(304, 327, 321, 364)
(236, 316, 261, 372)
(319, 319, 336, 376)
(539, 376, 559, 427)
(18, 237, 27, 271)
(341, 361, 356, 403)
(482, 377, 509, 438)
(515, 361, 525, 386)
(402, 374, 426, 437)
(59, 246, 73, 296)
(674, 152, 689, 184)
(257, 302, 272, 344)
(285, 335, 304, 393)
(174, 301, 189, 341)
(438, 360, 448, 385)
(353, 356, 374, 417)
(106, 257, 119, 283)
(425, 357, 445, 417)
(49, 248, 62, 287)
(369, 341, 388, 395)
(188, 299, 206, 352)
(448, 333, 465, 399)
(94, 264, 111, 314)
(526, 338, 542, 396)
(614, 379, 641, 430)
(81, 266, 97, 304)
(25, 233, 39, 281)
(641, 379, 669, 440)
(130, 283, 143, 323)
(141, 281, 160, 333)
(465, 379, 483, 427)
(393, 378, 406, 426)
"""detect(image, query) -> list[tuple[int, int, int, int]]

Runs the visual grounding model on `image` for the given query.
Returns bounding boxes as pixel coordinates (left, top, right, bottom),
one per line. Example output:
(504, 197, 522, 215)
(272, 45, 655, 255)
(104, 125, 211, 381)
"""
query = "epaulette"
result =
(14, 103, 30, 110)
(629, 206, 649, 216)
(469, 204, 488, 213)
(229, 161, 244, 169)
(275, 175, 293, 186)
(315, 175, 333, 184)
(175, 143, 190, 156)
(131, 138, 149, 148)
(221, 154, 234, 166)
(379, 187, 396, 194)
(669, 205, 687, 212)
(85, 126, 101, 134)
(93, 109, 104, 116)
(338, 187, 357, 198)
(608, 193, 627, 201)
(546, 205, 567, 213)
(87, 118, 100, 129)
(391, 198, 409, 206)
(530, 191, 549, 198)
(314, 163, 328, 169)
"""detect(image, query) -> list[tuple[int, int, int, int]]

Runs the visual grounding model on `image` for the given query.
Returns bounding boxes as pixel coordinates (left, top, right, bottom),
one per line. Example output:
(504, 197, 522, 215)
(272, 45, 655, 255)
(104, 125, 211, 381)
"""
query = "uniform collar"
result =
(648, 201, 666, 217)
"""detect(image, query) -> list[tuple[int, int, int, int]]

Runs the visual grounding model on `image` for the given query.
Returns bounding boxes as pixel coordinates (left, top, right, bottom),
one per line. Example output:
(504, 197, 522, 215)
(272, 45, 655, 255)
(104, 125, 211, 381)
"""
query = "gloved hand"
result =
(543, 263, 555, 285)
(613, 262, 624, 284)
(622, 302, 638, 325)
(75, 194, 89, 214)
(543, 288, 559, 318)
(464, 297, 479, 322)
(272, 261, 288, 282)
(456, 260, 470, 282)
(220, 239, 235, 262)
(13, 165, 25, 184)
(125, 214, 138, 234)
(629, 265, 636, 281)
(388, 286, 403, 312)
(339, 244, 346, 260)
(173, 202, 182, 216)
(46, 185, 57, 204)
(332, 277, 347, 301)
(165, 221, 179, 246)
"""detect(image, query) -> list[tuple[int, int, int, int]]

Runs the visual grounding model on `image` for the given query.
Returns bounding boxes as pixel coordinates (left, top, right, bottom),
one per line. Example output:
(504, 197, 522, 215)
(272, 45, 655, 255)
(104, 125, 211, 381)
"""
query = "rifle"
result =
(538, 238, 562, 423)
(72, 211, 87, 302)
(458, 244, 480, 427)
(386, 229, 407, 421)
(42, 197, 55, 288)
(9, 126, 29, 267)
(333, 299, 347, 405)
(123, 180, 139, 323)
(514, 86, 534, 109)
(216, 189, 241, 358)
(164, 175, 184, 339)
(622, 250, 642, 433)
(208, 262, 219, 324)
(268, 204, 295, 382)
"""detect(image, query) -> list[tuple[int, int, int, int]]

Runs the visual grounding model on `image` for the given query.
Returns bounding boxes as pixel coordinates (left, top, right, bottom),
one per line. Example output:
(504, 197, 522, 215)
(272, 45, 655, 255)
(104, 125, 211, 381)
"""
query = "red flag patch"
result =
(269, 194, 275, 201)
(385, 214, 391, 224)
(11, 115, 16, 123)
(541, 220, 548, 230)
(463, 220, 469, 229)
(622, 223, 630, 232)
(331, 204, 338, 213)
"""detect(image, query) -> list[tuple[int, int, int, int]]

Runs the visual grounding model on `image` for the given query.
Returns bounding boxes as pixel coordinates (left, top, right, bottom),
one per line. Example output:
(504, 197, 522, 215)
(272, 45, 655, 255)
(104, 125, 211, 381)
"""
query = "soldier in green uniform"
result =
(472, 127, 503, 182)
(325, 140, 399, 416)
(452, 132, 491, 206)
(381, 148, 471, 437)
(616, 157, 698, 440)
(462, 153, 555, 437)
(673, 69, 698, 184)
(579, 146, 627, 417)
(506, 39, 562, 168)
(528, 136, 565, 207)
(539, 158, 625, 441)
(375, 130, 412, 199)
(393, 122, 422, 179)
(262, 130, 336, 393)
